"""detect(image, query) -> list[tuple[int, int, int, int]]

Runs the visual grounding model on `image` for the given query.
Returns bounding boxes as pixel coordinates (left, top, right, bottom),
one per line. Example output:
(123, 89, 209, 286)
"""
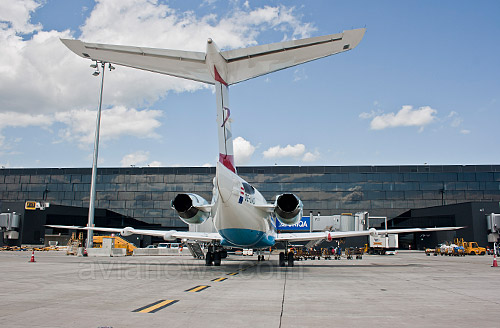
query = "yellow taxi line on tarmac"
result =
(133, 300, 178, 313)
(132, 264, 256, 313)
(212, 277, 228, 282)
(185, 285, 211, 292)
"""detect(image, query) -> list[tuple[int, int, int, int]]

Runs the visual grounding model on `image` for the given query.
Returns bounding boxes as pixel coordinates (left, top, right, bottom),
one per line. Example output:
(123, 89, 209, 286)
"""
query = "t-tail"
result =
(60, 28, 366, 173)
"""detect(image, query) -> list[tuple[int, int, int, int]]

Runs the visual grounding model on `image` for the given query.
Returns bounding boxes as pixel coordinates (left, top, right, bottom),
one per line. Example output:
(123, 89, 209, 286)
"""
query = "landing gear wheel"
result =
(214, 251, 221, 266)
(205, 251, 213, 266)
(279, 252, 286, 267)
(287, 251, 295, 267)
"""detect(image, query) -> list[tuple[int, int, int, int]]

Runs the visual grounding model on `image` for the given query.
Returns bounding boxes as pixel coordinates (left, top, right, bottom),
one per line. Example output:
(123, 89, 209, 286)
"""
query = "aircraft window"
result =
(343, 44, 350, 50)
(242, 182, 255, 195)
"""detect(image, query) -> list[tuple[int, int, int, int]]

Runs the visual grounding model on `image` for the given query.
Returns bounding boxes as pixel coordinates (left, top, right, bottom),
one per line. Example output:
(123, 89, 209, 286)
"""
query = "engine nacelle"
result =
(120, 227, 135, 237)
(171, 193, 210, 225)
(275, 193, 303, 226)
(163, 230, 176, 241)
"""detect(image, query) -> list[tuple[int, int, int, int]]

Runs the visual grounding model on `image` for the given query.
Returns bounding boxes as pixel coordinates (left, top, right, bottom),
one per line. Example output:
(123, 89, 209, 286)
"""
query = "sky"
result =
(0, 0, 499, 169)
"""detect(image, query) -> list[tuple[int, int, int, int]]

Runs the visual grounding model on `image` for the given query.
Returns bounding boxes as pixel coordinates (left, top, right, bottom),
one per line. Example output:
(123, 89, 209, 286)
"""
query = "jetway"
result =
(308, 211, 369, 232)
(486, 213, 500, 243)
(0, 212, 21, 240)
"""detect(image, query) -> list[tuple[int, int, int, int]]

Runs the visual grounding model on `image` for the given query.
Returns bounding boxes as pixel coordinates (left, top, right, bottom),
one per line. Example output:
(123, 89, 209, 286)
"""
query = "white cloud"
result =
(292, 68, 308, 82)
(460, 129, 471, 135)
(54, 106, 162, 146)
(120, 151, 149, 167)
(359, 110, 377, 119)
(364, 105, 437, 130)
(0, 0, 41, 34)
(233, 136, 256, 165)
(0, 112, 54, 148)
(263, 143, 305, 159)
(448, 111, 463, 128)
(302, 151, 320, 162)
(120, 151, 160, 167)
(0, 111, 53, 129)
(148, 160, 162, 167)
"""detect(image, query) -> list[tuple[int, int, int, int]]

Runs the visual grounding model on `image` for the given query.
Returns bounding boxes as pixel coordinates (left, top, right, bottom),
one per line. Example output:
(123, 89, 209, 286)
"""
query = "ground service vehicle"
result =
(453, 238, 486, 255)
(364, 234, 398, 255)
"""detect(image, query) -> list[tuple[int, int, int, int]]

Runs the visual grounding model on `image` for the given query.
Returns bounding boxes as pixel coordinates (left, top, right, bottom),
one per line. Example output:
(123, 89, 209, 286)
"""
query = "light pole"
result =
(86, 61, 114, 249)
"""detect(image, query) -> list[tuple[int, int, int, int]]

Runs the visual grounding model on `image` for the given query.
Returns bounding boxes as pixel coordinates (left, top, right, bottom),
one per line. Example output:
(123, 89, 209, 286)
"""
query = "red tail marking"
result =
(214, 66, 228, 86)
(219, 153, 236, 173)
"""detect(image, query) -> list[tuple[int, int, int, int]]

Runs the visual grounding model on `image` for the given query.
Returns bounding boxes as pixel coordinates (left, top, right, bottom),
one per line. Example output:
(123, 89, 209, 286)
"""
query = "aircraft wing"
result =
(46, 225, 222, 242)
(60, 39, 214, 84)
(222, 28, 366, 84)
(276, 226, 463, 243)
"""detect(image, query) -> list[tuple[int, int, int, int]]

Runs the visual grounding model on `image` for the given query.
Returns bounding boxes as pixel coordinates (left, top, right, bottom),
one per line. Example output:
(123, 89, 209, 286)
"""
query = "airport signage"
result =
(25, 201, 37, 210)
(24, 201, 49, 211)
(276, 216, 310, 231)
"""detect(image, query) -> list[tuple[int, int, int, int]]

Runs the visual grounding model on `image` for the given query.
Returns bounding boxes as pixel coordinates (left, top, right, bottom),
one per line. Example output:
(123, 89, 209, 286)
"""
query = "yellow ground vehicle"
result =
(453, 238, 486, 255)
(93, 235, 137, 255)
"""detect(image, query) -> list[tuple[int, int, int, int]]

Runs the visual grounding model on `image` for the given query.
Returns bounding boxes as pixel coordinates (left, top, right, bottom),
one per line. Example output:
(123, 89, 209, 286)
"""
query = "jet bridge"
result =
(0, 212, 21, 241)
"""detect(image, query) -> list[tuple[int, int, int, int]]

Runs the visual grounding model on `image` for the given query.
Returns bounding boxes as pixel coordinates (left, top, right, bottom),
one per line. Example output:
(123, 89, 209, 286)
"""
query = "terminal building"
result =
(1, 164, 499, 248)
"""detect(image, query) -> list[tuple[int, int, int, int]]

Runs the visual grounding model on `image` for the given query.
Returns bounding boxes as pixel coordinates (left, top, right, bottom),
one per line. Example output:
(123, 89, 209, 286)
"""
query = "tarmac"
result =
(0, 250, 499, 328)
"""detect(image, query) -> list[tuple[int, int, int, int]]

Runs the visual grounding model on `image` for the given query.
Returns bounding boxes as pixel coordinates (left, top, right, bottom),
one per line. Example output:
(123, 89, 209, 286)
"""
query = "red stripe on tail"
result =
(219, 153, 236, 173)
(214, 66, 228, 86)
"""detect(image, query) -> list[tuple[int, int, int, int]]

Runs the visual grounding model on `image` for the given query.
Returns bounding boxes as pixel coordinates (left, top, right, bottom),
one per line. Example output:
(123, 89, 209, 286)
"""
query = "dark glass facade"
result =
(1, 165, 499, 229)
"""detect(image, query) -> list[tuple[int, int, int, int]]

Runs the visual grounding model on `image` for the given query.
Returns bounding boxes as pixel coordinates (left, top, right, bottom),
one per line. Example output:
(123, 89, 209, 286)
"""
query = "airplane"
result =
(48, 28, 462, 266)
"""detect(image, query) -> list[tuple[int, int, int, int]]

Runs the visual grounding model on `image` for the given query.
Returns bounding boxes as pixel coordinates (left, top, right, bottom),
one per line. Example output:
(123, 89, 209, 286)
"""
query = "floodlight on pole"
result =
(86, 61, 113, 250)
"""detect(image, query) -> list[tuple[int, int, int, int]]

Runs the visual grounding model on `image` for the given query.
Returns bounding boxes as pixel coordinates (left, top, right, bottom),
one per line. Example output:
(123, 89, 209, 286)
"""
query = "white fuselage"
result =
(213, 162, 277, 248)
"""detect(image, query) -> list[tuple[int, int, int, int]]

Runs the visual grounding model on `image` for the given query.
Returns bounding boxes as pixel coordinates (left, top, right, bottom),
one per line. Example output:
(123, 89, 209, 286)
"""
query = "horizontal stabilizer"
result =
(222, 28, 366, 84)
(60, 39, 213, 84)
(60, 28, 365, 85)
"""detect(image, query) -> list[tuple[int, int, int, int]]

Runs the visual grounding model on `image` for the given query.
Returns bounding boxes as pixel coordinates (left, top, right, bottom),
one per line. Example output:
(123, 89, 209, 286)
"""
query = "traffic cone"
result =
(492, 254, 498, 267)
(29, 250, 36, 263)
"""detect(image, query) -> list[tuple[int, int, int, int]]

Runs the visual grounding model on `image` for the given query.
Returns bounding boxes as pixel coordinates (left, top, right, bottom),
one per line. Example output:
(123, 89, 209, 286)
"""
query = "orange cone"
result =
(29, 250, 36, 263)
(492, 254, 498, 267)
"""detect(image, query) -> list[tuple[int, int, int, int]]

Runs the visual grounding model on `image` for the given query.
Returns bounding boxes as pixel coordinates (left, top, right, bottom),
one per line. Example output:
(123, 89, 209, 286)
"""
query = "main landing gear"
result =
(279, 251, 295, 267)
(205, 244, 227, 266)
(257, 250, 266, 261)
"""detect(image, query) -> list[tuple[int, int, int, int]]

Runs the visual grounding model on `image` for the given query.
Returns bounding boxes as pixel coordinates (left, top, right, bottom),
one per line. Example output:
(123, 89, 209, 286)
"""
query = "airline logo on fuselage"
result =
(238, 186, 255, 205)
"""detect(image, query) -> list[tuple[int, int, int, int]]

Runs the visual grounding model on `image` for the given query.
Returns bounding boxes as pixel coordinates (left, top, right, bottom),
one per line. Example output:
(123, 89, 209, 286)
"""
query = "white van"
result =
(157, 243, 180, 249)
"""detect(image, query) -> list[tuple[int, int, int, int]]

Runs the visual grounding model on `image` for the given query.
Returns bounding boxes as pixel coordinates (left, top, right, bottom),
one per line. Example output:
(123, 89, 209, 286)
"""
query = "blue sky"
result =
(0, 0, 499, 168)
